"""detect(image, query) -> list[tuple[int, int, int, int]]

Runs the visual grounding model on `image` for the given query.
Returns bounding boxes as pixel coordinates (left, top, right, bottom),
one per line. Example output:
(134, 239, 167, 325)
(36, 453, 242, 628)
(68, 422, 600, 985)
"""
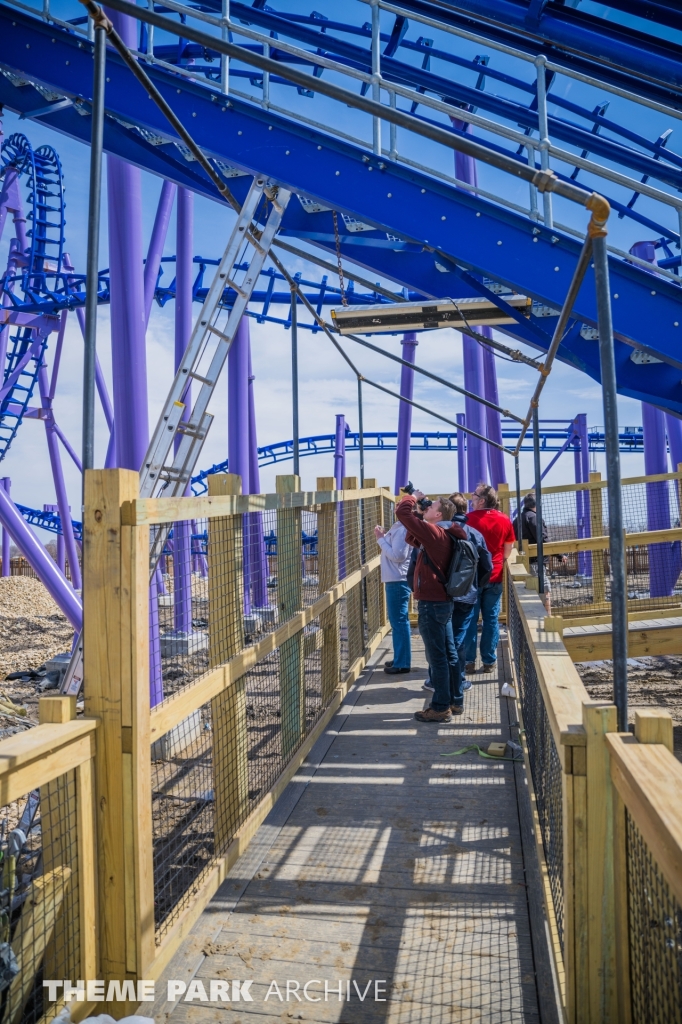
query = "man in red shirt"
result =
(395, 491, 465, 722)
(464, 483, 515, 672)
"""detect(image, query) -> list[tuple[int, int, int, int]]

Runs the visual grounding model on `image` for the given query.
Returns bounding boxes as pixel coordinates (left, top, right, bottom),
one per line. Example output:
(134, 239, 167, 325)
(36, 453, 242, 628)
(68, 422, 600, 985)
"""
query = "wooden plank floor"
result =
(153, 633, 554, 1024)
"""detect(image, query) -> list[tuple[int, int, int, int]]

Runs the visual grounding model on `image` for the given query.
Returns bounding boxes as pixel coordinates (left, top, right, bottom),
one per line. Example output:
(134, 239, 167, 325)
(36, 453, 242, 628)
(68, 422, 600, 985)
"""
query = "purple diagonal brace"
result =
(1, 478, 9, 577)
(144, 180, 177, 325)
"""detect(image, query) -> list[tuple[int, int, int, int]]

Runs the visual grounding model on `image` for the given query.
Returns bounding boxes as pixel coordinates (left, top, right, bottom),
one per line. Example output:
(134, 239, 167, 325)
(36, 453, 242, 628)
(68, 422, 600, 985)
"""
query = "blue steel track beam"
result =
(3, 10, 682, 412)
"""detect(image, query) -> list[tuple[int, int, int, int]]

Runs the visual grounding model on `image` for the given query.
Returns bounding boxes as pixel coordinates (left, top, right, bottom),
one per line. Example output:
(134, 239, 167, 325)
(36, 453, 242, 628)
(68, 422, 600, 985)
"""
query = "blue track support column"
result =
(481, 329, 507, 488)
(247, 344, 269, 610)
(642, 402, 680, 596)
(394, 333, 418, 494)
(173, 187, 193, 636)
(456, 414, 467, 494)
(334, 414, 346, 577)
(574, 413, 591, 577)
(228, 316, 251, 614)
(1, 478, 9, 577)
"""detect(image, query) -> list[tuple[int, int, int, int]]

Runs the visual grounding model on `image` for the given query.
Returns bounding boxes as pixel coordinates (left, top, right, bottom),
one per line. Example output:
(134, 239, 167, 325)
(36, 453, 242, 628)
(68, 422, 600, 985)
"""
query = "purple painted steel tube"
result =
(149, 582, 163, 708)
(173, 188, 193, 634)
(394, 333, 418, 494)
(456, 414, 467, 494)
(0, 487, 82, 629)
(574, 413, 591, 576)
(642, 403, 680, 597)
(666, 414, 682, 474)
(462, 338, 488, 489)
(335, 414, 346, 577)
(144, 180, 177, 326)
(229, 316, 251, 613)
(248, 345, 269, 608)
(1, 479, 9, 577)
(481, 329, 507, 488)
(45, 505, 66, 574)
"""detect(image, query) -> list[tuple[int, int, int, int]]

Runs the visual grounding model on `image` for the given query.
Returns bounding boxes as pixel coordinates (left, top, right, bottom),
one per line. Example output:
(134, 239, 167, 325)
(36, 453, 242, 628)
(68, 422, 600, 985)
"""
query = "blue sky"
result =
(0, 0, 677, 518)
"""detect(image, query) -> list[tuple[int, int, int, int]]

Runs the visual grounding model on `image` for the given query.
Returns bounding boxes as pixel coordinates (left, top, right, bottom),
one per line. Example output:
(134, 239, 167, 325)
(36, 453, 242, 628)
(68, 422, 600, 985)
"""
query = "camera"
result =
(403, 481, 433, 511)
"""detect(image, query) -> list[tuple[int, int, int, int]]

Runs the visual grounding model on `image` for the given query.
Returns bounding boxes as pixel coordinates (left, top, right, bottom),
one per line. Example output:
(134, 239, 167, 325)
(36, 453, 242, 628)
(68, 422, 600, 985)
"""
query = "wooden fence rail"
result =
(508, 560, 682, 1024)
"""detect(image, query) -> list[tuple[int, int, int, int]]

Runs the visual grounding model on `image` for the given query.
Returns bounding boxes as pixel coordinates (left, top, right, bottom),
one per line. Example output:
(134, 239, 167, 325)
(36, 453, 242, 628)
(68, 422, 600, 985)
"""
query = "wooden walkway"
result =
(152, 633, 559, 1024)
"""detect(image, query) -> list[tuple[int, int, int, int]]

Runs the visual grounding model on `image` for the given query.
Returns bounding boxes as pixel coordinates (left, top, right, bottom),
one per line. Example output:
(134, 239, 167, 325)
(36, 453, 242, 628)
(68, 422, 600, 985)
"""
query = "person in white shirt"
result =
(374, 518, 412, 674)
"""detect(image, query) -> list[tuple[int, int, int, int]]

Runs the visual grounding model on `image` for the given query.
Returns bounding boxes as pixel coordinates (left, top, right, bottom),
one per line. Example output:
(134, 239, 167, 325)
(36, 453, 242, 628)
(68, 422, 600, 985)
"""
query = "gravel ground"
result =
(576, 656, 682, 762)
(0, 577, 74, 731)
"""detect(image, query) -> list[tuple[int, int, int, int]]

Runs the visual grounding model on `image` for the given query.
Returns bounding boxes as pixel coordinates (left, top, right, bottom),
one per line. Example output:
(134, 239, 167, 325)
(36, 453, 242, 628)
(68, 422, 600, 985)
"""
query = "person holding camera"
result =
(374, 516, 412, 674)
(396, 489, 463, 722)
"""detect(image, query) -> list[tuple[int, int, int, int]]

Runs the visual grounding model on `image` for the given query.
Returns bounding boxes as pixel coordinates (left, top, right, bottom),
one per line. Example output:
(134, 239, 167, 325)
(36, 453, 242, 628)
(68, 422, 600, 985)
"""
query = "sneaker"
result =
(450, 704, 464, 715)
(423, 679, 435, 691)
(465, 662, 476, 673)
(414, 707, 452, 723)
(461, 678, 472, 692)
(384, 665, 410, 674)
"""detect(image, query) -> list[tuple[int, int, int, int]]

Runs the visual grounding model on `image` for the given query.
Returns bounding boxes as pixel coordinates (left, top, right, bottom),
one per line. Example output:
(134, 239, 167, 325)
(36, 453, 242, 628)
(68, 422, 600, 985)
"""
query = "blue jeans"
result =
(385, 580, 412, 669)
(451, 601, 477, 679)
(418, 599, 461, 711)
(464, 582, 504, 666)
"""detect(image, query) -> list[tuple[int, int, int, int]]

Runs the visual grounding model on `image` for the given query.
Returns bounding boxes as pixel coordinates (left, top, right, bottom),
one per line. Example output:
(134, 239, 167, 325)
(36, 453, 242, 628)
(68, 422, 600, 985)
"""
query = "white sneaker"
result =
(423, 679, 434, 691)
(462, 678, 472, 691)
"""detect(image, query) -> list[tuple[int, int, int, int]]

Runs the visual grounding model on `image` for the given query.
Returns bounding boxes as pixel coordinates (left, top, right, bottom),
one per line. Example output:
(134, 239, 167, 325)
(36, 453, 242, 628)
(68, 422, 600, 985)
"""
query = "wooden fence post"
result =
(362, 480, 382, 643)
(277, 474, 304, 757)
(343, 477, 365, 667)
(84, 468, 152, 1013)
(584, 701, 619, 1023)
(379, 488, 389, 626)
(208, 473, 249, 848)
(589, 473, 606, 607)
(317, 477, 340, 705)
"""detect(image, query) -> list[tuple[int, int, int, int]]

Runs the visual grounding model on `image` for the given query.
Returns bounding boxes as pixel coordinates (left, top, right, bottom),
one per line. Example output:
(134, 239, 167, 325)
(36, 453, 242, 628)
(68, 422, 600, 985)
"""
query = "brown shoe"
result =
(415, 706, 452, 723)
(450, 704, 464, 715)
(465, 662, 476, 673)
(478, 663, 496, 673)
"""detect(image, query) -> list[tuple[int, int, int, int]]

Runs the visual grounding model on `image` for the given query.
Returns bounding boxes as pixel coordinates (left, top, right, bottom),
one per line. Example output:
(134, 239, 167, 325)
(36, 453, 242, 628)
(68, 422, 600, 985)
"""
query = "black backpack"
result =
(421, 530, 480, 599)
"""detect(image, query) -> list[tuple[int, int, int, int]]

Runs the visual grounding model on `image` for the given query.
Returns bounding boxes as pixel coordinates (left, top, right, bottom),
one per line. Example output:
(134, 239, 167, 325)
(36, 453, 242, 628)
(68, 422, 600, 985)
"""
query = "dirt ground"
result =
(576, 656, 682, 762)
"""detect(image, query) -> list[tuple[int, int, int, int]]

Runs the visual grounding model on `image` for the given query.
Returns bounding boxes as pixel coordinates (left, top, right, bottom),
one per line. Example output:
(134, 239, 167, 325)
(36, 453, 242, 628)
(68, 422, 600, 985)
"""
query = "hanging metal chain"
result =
(332, 211, 348, 306)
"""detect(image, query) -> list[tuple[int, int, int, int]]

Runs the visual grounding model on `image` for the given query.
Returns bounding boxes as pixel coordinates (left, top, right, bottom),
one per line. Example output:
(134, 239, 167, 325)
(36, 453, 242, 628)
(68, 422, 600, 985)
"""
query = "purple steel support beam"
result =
(228, 316, 251, 614)
(574, 413, 591, 576)
(456, 414, 467, 494)
(629, 240, 680, 597)
(394, 333, 418, 494)
(642, 402, 680, 596)
(248, 344, 269, 609)
(173, 187, 193, 634)
(0, 169, 28, 252)
(481, 329, 507, 488)
(44, 503, 65, 573)
(149, 582, 163, 709)
(335, 414, 346, 577)
(462, 338, 488, 489)
(144, 179, 177, 325)
(1, 478, 9, 577)
(0, 487, 82, 629)
(665, 414, 682, 473)
(37, 357, 82, 590)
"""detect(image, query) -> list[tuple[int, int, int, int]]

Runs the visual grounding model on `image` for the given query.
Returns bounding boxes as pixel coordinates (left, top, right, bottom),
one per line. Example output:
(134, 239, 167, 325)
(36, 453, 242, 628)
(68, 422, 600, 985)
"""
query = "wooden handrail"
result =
(122, 486, 393, 526)
(0, 719, 98, 804)
(521, 470, 682, 497)
(526, 524, 682, 558)
(607, 734, 682, 907)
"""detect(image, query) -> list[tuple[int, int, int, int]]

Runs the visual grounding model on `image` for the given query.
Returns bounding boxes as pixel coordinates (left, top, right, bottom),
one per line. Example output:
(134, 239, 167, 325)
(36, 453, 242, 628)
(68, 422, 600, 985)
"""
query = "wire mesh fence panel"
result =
(508, 578, 565, 953)
(627, 811, 682, 1024)
(0, 778, 80, 1024)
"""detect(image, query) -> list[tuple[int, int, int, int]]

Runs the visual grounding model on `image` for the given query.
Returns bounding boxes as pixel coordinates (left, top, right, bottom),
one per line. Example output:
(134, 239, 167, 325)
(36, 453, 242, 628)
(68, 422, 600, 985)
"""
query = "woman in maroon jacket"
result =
(396, 492, 465, 722)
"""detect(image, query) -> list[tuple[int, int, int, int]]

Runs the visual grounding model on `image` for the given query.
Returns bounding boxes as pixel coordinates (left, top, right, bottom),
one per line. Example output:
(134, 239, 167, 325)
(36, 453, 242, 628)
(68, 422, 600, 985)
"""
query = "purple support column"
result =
(228, 317, 251, 613)
(665, 414, 682, 475)
(173, 188, 193, 634)
(451, 118, 496, 490)
(0, 488, 82, 629)
(481, 329, 507, 488)
(1, 479, 9, 577)
(144, 180, 177, 325)
(248, 345, 269, 608)
(463, 339, 488, 489)
(456, 414, 467, 494)
(149, 583, 163, 708)
(105, 12, 149, 472)
(394, 333, 418, 493)
(642, 403, 680, 596)
(574, 414, 591, 576)
(335, 414, 346, 576)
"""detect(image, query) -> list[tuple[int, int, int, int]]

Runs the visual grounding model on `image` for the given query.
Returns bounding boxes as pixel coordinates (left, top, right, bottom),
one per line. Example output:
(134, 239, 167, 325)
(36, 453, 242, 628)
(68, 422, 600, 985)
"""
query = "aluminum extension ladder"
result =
(61, 175, 290, 697)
